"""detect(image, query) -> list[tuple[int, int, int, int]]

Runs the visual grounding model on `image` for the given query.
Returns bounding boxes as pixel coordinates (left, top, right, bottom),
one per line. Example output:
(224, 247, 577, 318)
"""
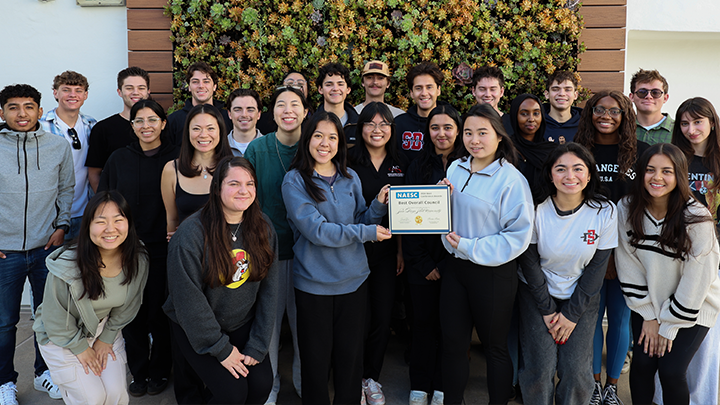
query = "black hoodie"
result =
(98, 137, 179, 247)
(543, 104, 582, 143)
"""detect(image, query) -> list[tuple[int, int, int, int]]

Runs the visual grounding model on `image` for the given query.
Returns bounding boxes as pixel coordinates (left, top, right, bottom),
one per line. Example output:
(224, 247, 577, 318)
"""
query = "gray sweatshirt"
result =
(0, 123, 74, 251)
(163, 212, 279, 363)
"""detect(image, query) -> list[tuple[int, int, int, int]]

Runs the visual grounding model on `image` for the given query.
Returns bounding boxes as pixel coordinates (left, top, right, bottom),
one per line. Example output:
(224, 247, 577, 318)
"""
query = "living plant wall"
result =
(166, 0, 584, 112)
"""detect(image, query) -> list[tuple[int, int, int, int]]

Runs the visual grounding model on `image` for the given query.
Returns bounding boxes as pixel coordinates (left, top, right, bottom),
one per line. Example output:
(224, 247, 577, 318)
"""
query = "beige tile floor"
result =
(14, 308, 634, 405)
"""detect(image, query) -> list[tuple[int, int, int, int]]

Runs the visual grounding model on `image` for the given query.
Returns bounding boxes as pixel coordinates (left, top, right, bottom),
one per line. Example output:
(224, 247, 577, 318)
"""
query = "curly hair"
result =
(574, 90, 637, 180)
(52, 71, 89, 91)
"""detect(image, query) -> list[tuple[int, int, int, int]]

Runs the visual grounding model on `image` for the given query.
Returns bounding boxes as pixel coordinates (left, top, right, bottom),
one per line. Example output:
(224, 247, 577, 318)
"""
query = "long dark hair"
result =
(200, 156, 273, 287)
(289, 111, 351, 203)
(627, 143, 712, 259)
(178, 104, 232, 178)
(457, 103, 517, 166)
(672, 97, 720, 192)
(536, 142, 611, 210)
(575, 90, 637, 180)
(75, 191, 146, 300)
(348, 102, 400, 167)
(509, 93, 546, 142)
(414, 104, 463, 183)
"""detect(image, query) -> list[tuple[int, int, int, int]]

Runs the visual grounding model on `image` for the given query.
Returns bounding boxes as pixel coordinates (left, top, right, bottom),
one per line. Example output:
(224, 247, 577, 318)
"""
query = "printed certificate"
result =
(388, 185, 451, 234)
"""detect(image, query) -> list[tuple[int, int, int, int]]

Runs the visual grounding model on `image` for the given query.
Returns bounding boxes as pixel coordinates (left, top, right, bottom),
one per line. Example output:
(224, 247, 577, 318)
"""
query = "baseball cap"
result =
(362, 61, 391, 77)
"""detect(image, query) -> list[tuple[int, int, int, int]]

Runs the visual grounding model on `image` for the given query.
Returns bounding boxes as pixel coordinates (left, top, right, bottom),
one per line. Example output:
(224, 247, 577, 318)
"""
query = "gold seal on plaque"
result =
(415, 215, 423, 225)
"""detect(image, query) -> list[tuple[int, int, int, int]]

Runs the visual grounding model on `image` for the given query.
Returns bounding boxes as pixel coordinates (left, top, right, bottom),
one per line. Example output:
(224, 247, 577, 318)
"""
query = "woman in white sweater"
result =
(616, 143, 720, 405)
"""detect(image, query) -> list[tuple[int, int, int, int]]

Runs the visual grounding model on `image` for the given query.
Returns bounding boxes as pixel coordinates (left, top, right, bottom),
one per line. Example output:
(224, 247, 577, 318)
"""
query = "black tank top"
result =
(174, 160, 210, 223)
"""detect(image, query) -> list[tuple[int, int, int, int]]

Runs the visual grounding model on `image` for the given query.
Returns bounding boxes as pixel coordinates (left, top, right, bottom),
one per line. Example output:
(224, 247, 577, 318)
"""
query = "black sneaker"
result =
(129, 379, 148, 397)
(147, 378, 169, 395)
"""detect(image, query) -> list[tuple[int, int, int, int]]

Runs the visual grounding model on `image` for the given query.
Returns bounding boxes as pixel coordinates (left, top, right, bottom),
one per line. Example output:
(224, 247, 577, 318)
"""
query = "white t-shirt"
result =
(533, 197, 618, 299)
(56, 118, 89, 218)
(228, 129, 262, 156)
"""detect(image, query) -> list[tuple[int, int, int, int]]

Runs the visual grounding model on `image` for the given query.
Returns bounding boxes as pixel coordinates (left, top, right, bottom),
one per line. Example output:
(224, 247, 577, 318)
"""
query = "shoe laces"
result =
(602, 384, 623, 405)
(1, 383, 18, 402)
(589, 381, 603, 405)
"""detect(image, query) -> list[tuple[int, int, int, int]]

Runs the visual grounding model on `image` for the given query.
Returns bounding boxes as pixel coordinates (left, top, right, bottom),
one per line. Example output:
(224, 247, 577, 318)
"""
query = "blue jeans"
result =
(64, 217, 82, 242)
(0, 246, 55, 385)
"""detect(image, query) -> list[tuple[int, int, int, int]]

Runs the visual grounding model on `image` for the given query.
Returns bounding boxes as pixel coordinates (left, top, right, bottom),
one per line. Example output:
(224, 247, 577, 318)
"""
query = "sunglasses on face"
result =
(634, 88, 664, 99)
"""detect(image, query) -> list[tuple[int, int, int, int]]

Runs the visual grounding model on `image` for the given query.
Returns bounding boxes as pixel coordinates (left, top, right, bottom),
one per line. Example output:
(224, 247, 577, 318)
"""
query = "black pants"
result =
(409, 281, 443, 393)
(171, 321, 272, 404)
(296, 281, 368, 405)
(124, 250, 172, 381)
(440, 256, 517, 405)
(363, 255, 397, 381)
(629, 311, 708, 405)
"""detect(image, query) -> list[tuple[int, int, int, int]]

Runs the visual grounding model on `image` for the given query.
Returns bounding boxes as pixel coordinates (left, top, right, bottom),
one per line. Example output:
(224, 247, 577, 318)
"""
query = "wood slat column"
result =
(578, 0, 627, 94)
(126, 0, 173, 110)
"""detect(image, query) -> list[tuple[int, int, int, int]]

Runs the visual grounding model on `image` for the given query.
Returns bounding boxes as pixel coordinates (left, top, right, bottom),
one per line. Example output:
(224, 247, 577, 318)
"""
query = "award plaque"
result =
(388, 185, 451, 234)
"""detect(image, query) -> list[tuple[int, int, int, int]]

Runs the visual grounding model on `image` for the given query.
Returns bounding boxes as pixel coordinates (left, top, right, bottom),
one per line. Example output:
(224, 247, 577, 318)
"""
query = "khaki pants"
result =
(38, 319, 129, 405)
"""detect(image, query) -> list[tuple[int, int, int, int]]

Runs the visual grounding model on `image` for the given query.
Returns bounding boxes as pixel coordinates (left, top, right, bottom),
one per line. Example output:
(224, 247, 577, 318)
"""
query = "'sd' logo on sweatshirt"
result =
(581, 230, 597, 245)
(226, 249, 251, 289)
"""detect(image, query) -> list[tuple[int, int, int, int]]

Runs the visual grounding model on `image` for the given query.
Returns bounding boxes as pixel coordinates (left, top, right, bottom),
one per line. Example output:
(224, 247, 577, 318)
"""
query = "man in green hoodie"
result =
(0, 84, 74, 404)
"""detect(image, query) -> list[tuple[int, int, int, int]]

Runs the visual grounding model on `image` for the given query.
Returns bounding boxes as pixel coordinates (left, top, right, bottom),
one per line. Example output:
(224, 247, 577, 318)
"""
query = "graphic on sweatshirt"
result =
(690, 173, 720, 223)
(401, 131, 424, 151)
(226, 249, 251, 289)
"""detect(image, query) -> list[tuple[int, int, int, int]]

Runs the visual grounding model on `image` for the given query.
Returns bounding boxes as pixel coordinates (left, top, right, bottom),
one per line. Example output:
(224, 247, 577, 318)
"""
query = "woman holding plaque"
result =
(282, 112, 390, 404)
(439, 103, 534, 405)
(348, 102, 407, 404)
(516, 143, 617, 405)
(404, 104, 462, 405)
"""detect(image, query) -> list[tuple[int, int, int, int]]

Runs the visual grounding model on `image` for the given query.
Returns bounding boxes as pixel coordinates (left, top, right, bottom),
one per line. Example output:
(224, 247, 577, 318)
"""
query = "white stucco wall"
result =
(627, 0, 720, 33)
(0, 0, 128, 121)
(625, 31, 720, 119)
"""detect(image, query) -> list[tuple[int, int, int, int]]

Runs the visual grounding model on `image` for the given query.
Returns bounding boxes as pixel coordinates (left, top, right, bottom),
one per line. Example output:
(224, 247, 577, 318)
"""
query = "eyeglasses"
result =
(67, 128, 81, 150)
(283, 79, 306, 88)
(276, 84, 303, 92)
(592, 106, 623, 118)
(132, 117, 162, 128)
(364, 121, 392, 131)
(634, 88, 664, 99)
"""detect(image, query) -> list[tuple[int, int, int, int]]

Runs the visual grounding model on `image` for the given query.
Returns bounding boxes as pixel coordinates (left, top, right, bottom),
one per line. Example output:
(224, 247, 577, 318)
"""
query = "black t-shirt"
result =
(85, 113, 136, 168)
(593, 141, 650, 203)
(688, 155, 720, 223)
(350, 154, 408, 262)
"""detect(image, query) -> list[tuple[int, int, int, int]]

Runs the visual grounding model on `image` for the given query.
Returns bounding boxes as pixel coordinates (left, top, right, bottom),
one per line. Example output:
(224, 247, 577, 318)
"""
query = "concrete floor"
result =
(13, 308, 634, 404)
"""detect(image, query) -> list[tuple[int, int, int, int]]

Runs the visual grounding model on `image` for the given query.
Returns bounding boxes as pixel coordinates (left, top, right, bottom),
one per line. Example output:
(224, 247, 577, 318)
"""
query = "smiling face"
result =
(629, 79, 668, 116)
(544, 79, 578, 112)
(273, 90, 306, 136)
(517, 98, 542, 141)
(220, 166, 256, 221)
(679, 112, 713, 156)
(551, 152, 589, 198)
(471, 77, 504, 110)
(89, 201, 129, 255)
(189, 70, 216, 105)
(229, 96, 261, 134)
(118, 76, 149, 110)
(132, 107, 166, 151)
(318, 73, 351, 107)
(644, 153, 677, 202)
(361, 113, 392, 151)
(53, 84, 88, 114)
(429, 113, 458, 155)
(189, 113, 220, 153)
(592, 96, 622, 143)
(0, 97, 43, 132)
(309, 120, 340, 171)
(411, 74, 441, 116)
(362, 73, 390, 99)
(463, 115, 501, 170)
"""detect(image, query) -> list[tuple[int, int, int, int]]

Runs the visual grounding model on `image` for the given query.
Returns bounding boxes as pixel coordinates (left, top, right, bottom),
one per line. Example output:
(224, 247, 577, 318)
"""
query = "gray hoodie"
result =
(0, 123, 74, 251)
(33, 246, 149, 355)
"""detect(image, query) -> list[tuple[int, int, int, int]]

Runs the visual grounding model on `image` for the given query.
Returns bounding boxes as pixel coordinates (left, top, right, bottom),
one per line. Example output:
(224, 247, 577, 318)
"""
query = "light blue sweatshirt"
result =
(282, 167, 387, 295)
(441, 157, 534, 266)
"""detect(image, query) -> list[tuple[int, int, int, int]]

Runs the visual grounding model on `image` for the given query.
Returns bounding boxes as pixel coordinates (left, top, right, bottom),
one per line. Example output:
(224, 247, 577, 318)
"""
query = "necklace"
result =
(202, 167, 208, 179)
(231, 222, 241, 242)
(275, 135, 288, 173)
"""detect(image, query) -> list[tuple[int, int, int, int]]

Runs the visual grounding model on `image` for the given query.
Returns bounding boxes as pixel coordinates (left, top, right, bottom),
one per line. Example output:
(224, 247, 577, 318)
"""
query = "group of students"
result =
(1, 59, 719, 405)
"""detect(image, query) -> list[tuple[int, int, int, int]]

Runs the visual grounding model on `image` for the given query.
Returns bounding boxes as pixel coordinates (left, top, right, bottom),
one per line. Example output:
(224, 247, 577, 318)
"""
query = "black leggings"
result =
(629, 311, 708, 405)
(171, 321, 273, 404)
(440, 256, 517, 405)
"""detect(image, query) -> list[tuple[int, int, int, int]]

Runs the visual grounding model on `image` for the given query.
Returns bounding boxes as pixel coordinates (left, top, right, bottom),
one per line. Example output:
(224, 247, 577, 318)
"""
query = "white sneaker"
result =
(409, 390, 428, 405)
(34, 370, 62, 400)
(0, 382, 18, 405)
(363, 378, 385, 405)
(430, 390, 444, 405)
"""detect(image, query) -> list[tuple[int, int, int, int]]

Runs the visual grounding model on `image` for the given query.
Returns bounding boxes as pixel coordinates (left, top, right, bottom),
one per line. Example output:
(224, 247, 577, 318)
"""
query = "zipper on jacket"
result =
(22, 136, 28, 250)
(460, 172, 474, 193)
